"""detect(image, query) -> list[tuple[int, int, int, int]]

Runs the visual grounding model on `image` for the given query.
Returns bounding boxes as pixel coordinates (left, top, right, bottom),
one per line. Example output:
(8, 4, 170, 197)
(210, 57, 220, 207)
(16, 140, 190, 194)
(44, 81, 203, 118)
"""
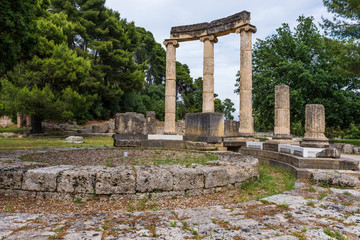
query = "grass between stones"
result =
(0, 164, 296, 215)
(0, 136, 113, 151)
(19, 148, 219, 166)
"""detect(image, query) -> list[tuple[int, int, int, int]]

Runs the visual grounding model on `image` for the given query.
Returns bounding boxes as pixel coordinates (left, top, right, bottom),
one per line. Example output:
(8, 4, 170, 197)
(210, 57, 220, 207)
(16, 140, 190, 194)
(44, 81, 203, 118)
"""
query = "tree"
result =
(0, 0, 41, 75)
(235, 16, 360, 135)
(322, 0, 360, 39)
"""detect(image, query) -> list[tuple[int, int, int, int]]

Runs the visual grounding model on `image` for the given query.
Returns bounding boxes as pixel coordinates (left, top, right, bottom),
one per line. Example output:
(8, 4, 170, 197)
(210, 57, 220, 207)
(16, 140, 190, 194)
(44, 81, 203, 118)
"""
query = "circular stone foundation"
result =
(0, 150, 259, 201)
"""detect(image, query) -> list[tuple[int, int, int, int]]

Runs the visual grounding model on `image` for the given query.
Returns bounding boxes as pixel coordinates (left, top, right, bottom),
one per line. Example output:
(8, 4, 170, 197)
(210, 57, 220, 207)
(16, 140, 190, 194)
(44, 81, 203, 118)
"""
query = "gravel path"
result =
(1, 181, 359, 240)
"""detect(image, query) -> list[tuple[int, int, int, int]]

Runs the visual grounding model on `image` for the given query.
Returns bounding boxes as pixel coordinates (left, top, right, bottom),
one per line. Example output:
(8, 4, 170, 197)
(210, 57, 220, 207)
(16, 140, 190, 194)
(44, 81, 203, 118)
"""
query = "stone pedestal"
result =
(237, 25, 256, 138)
(301, 104, 329, 148)
(200, 35, 217, 113)
(163, 40, 179, 134)
(273, 85, 292, 140)
(184, 112, 224, 143)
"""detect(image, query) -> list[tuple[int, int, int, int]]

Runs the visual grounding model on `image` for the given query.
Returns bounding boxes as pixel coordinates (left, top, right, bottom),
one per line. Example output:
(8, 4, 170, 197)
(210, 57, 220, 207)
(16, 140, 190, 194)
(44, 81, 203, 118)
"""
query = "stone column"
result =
(163, 40, 179, 134)
(237, 25, 256, 137)
(300, 104, 329, 148)
(273, 85, 292, 140)
(200, 35, 218, 113)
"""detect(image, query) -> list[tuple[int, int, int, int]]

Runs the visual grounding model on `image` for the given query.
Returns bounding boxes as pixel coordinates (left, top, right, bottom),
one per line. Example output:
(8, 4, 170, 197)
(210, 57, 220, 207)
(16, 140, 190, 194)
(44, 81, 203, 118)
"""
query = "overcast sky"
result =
(105, 0, 333, 120)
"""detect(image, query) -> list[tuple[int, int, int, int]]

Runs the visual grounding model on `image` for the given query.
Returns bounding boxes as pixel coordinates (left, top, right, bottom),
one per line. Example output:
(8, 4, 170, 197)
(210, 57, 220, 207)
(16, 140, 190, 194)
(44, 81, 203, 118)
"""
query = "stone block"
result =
(92, 125, 109, 133)
(184, 112, 224, 143)
(316, 148, 341, 158)
(135, 166, 173, 192)
(196, 166, 229, 188)
(115, 112, 146, 135)
(0, 165, 26, 189)
(113, 134, 142, 147)
(57, 166, 100, 193)
(353, 147, 359, 154)
(343, 144, 354, 154)
(65, 136, 83, 144)
(165, 165, 204, 191)
(96, 166, 136, 194)
(22, 166, 74, 192)
(224, 119, 239, 137)
(312, 172, 360, 187)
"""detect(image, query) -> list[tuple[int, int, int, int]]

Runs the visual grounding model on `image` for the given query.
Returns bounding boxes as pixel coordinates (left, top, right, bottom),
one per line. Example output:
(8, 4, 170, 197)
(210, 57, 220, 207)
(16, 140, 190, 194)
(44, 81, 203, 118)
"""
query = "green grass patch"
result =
(237, 164, 296, 202)
(0, 127, 26, 133)
(0, 136, 113, 151)
(329, 139, 360, 147)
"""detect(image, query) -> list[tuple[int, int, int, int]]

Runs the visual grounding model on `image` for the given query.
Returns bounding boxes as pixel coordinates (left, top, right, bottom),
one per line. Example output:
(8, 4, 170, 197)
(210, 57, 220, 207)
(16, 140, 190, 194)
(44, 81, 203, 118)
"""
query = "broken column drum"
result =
(301, 104, 329, 148)
(164, 11, 257, 140)
(273, 85, 292, 140)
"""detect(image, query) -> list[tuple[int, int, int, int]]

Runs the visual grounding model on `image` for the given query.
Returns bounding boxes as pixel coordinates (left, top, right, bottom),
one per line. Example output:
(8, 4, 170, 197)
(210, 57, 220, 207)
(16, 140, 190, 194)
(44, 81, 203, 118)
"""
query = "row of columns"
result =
(163, 25, 256, 135)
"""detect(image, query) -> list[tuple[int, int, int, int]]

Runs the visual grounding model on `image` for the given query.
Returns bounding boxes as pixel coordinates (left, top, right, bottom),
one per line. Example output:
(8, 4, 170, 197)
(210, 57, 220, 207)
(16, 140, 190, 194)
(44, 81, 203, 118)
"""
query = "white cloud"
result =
(105, 0, 333, 119)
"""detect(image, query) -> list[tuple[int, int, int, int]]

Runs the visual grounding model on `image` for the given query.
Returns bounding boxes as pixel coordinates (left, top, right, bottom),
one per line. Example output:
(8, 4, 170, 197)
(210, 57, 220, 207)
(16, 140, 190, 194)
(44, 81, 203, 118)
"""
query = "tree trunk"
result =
(30, 115, 43, 134)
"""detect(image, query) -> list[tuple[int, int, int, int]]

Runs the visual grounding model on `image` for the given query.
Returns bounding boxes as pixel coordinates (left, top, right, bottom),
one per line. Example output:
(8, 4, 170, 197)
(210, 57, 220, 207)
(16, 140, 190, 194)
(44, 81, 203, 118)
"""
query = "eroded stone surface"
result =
(96, 166, 136, 194)
(1, 181, 359, 240)
(135, 166, 174, 192)
(22, 165, 75, 192)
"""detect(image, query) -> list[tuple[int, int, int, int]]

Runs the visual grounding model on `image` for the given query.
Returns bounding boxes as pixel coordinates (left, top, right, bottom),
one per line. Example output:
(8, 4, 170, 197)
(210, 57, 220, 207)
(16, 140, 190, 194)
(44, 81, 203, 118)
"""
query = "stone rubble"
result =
(1, 180, 359, 239)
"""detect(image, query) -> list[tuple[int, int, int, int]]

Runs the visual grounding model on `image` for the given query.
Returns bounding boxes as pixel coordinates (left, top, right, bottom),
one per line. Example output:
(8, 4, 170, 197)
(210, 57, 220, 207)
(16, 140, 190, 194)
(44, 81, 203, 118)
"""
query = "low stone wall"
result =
(0, 153, 259, 201)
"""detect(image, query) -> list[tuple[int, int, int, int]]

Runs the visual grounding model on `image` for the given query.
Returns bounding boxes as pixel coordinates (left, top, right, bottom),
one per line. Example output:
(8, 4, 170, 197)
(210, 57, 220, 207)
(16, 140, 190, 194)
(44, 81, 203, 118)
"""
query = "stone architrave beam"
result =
(237, 25, 256, 137)
(163, 40, 179, 134)
(200, 35, 218, 113)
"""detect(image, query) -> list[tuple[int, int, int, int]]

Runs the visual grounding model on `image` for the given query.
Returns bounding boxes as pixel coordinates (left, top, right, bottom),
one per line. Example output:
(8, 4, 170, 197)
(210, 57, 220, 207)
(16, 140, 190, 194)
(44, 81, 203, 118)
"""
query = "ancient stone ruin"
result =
(164, 11, 257, 140)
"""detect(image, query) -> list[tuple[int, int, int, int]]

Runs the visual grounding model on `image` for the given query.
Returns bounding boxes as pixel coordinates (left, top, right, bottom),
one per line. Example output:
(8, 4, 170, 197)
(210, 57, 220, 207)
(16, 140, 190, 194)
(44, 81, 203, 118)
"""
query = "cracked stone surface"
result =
(1, 180, 359, 240)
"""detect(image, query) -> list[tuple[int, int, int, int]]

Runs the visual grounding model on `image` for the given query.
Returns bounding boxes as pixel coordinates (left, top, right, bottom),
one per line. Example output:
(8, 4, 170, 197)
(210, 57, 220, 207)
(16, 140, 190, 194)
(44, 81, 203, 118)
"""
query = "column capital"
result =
(235, 24, 257, 34)
(163, 39, 179, 48)
(200, 35, 218, 43)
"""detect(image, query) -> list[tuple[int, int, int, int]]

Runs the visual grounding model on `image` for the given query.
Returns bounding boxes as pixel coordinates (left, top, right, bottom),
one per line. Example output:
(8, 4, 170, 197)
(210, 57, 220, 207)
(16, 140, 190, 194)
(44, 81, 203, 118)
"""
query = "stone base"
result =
(263, 139, 297, 152)
(238, 133, 254, 138)
(272, 134, 293, 140)
(184, 112, 224, 143)
(300, 137, 329, 148)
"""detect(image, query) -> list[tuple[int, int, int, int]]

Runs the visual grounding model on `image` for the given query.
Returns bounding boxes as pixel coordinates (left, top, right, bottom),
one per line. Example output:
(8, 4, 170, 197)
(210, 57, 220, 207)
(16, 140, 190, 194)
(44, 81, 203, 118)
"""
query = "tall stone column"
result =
(200, 35, 218, 113)
(301, 104, 329, 148)
(237, 25, 256, 137)
(273, 85, 292, 140)
(163, 40, 179, 134)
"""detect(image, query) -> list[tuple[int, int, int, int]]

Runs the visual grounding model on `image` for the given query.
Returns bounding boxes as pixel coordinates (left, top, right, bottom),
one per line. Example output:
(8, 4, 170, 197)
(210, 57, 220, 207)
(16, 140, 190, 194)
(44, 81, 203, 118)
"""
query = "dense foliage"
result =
(235, 16, 360, 136)
(0, 0, 234, 132)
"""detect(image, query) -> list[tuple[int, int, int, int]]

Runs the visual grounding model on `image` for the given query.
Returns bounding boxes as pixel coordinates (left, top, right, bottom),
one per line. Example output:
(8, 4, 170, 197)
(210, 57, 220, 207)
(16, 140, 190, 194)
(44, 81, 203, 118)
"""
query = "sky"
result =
(105, 0, 333, 120)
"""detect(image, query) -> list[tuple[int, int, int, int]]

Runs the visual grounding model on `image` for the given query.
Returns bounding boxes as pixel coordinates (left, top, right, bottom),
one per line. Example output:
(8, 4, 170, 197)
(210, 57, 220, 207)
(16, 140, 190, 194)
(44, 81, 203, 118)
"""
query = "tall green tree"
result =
(322, 0, 360, 39)
(0, 0, 42, 75)
(235, 16, 360, 135)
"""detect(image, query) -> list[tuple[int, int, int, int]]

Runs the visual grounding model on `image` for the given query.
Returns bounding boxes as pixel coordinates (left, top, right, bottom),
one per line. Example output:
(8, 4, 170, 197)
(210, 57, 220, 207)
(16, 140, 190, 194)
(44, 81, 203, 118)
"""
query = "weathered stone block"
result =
(115, 112, 146, 135)
(196, 166, 229, 188)
(22, 166, 74, 192)
(316, 148, 340, 158)
(165, 165, 204, 191)
(92, 125, 109, 133)
(96, 166, 136, 194)
(113, 135, 142, 147)
(65, 136, 83, 144)
(57, 166, 100, 193)
(312, 172, 360, 187)
(184, 112, 224, 143)
(0, 165, 26, 189)
(343, 144, 354, 154)
(135, 166, 173, 192)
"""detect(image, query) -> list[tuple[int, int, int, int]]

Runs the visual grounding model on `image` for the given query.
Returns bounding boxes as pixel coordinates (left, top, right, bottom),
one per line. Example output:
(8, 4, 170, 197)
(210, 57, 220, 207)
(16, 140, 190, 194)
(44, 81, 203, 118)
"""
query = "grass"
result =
(0, 127, 26, 133)
(237, 164, 296, 202)
(329, 139, 360, 147)
(0, 136, 113, 151)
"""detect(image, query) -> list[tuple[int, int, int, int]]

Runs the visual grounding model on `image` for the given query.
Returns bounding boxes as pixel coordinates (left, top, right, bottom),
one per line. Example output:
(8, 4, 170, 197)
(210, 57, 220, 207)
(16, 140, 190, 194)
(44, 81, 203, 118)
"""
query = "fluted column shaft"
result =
(163, 40, 179, 134)
(200, 35, 218, 112)
(237, 25, 256, 137)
